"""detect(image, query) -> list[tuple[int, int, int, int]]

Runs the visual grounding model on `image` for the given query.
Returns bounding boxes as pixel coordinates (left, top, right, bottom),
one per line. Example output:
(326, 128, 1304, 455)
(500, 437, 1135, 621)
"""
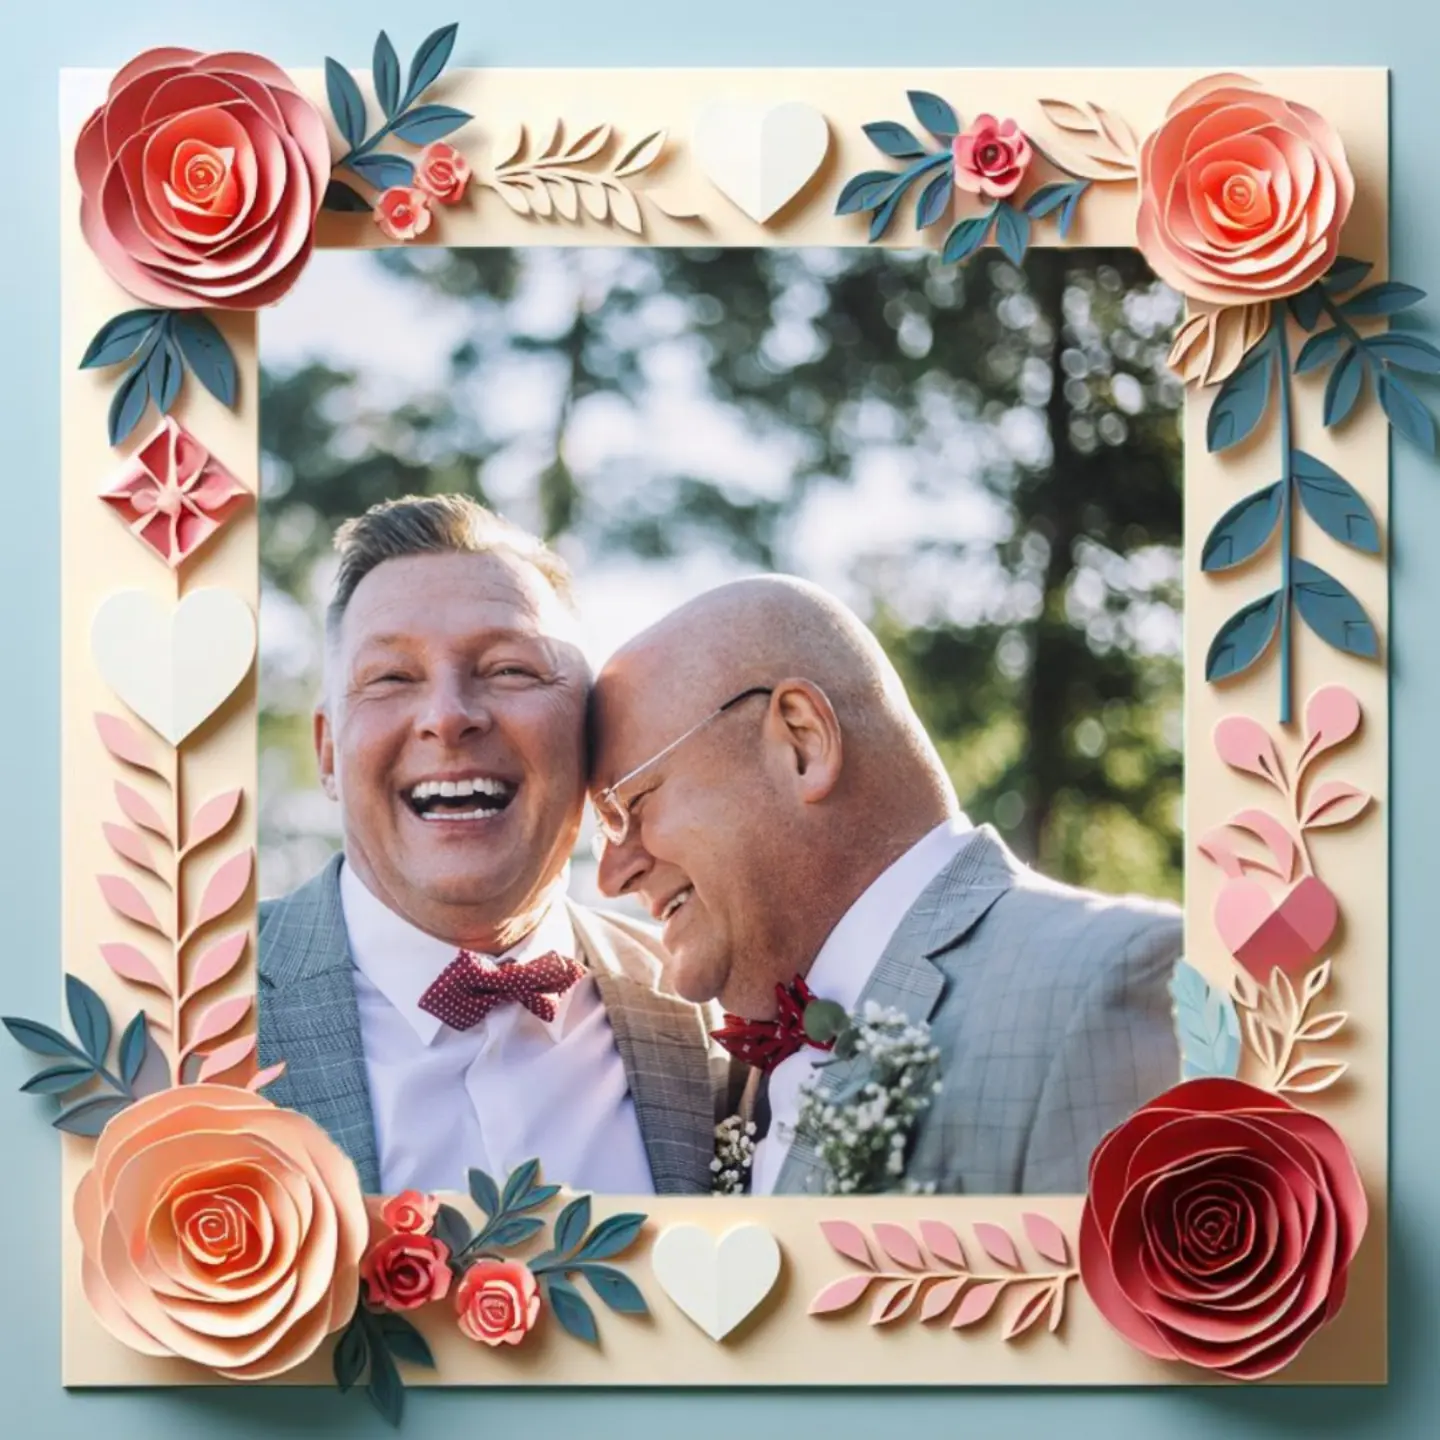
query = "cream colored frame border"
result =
(59, 67, 1388, 1386)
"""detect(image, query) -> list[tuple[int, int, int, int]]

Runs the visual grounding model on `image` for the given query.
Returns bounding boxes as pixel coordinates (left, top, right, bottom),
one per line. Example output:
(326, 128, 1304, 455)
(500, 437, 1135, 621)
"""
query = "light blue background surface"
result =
(4, 2, 1436, 1435)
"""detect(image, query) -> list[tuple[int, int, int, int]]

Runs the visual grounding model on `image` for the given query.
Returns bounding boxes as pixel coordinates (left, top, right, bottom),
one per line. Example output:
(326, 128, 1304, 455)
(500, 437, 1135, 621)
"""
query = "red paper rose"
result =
(414, 142, 471, 205)
(952, 115, 1033, 199)
(455, 1259, 541, 1346)
(1080, 1077, 1366, 1379)
(362, 1232, 452, 1312)
(375, 186, 433, 241)
(74, 48, 331, 309)
(381, 1189, 441, 1235)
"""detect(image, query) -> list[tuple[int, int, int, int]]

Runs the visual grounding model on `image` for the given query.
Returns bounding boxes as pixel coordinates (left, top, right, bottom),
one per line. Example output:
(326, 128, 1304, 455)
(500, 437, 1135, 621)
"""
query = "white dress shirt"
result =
(340, 862, 655, 1196)
(750, 817, 974, 1195)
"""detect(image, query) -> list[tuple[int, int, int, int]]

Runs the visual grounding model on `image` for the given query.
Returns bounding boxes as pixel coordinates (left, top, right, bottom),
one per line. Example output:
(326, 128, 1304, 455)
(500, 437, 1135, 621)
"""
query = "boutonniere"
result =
(795, 999, 943, 1195)
(710, 1113, 758, 1195)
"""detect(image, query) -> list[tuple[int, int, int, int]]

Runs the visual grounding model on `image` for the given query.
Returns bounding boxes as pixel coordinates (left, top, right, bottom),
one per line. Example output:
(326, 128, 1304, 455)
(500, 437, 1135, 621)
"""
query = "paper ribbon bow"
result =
(417, 950, 585, 1030)
(710, 973, 836, 1073)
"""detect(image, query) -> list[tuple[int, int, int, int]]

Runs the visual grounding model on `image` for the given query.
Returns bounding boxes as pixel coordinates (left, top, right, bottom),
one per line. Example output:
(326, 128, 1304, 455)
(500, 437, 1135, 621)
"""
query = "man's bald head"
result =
(591, 576, 957, 1015)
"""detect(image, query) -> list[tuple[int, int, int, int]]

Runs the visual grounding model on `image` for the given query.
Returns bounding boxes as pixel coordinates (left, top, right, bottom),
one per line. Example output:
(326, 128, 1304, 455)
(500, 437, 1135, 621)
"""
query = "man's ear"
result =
(765, 678, 842, 803)
(314, 706, 338, 801)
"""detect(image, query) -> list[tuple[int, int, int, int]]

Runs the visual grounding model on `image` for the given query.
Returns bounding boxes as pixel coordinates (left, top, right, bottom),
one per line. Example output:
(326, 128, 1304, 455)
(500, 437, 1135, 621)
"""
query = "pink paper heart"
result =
(1214, 876, 1338, 976)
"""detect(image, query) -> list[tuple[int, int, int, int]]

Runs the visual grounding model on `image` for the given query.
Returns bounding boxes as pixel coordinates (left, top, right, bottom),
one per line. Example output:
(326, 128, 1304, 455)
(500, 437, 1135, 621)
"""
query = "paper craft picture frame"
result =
(25, 38, 1400, 1412)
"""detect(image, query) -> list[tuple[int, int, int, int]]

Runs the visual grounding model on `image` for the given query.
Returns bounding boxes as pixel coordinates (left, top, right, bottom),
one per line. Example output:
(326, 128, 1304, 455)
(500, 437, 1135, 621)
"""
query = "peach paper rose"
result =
(362, 1232, 452, 1312)
(455, 1259, 541, 1346)
(73, 1084, 368, 1379)
(74, 48, 331, 309)
(1137, 73, 1355, 305)
(375, 186, 434, 241)
(381, 1189, 441, 1235)
(414, 142, 471, 204)
(952, 115, 1033, 199)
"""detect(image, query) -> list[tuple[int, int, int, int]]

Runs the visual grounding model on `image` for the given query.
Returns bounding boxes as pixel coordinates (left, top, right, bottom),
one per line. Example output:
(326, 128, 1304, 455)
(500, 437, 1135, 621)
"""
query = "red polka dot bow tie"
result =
(710, 973, 836, 1074)
(417, 950, 585, 1030)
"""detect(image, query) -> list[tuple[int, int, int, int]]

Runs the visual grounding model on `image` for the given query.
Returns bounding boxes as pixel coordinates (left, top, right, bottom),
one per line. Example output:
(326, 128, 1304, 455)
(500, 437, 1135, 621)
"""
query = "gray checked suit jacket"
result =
(771, 826, 1183, 1196)
(255, 855, 728, 1195)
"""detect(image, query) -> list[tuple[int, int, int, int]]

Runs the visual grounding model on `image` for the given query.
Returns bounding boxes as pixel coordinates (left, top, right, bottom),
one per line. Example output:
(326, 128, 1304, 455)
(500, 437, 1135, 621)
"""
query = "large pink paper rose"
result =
(73, 1085, 369, 1379)
(75, 48, 331, 309)
(1080, 1077, 1366, 1379)
(1137, 74, 1354, 305)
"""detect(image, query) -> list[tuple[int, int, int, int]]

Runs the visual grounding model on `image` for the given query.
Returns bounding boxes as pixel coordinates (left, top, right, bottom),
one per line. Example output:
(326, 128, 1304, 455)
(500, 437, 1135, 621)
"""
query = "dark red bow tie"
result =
(710, 974, 835, 1073)
(418, 950, 585, 1030)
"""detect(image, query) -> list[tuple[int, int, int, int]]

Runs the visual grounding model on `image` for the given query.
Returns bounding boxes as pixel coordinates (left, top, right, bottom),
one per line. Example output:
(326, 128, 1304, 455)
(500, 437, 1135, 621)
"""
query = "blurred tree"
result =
(260, 245, 1182, 899)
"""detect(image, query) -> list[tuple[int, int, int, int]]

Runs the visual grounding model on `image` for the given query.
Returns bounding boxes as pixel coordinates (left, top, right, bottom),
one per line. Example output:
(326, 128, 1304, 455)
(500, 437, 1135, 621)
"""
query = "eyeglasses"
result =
(591, 686, 774, 852)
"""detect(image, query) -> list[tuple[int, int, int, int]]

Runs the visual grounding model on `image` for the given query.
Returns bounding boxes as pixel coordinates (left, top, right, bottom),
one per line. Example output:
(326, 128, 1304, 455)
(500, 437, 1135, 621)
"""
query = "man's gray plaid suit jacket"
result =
(255, 855, 726, 1195)
(772, 826, 1183, 1195)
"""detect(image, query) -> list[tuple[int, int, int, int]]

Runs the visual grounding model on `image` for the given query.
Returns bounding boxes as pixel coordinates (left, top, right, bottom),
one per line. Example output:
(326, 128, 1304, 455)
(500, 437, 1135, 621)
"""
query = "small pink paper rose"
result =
(414, 142, 471, 205)
(380, 1189, 440, 1235)
(361, 1232, 452, 1312)
(952, 116, 1033, 199)
(455, 1259, 541, 1346)
(100, 415, 249, 568)
(375, 186, 434, 241)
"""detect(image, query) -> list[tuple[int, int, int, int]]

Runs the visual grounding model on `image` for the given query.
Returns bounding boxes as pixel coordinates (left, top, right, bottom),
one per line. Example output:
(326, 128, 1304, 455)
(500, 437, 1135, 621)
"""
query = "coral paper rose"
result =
(381, 1189, 441, 1235)
(1137, 74, 1354, 305)
(1080, 1077, 1366, 1379)
(74, 48, 331, 309)
(952, 116, 1033, 199)
(73, 1085, 368, 1379)
(455, 1260, 541, 1346)
(375, 186, 434, 241)
(362, 1232, 452, 1312)
(414, 142, 471, 204)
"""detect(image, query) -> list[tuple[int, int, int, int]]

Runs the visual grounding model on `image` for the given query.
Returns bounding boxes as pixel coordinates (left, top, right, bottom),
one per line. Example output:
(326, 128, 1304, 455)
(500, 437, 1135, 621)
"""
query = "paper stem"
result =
(171, 737, 184, 1079)
(1276, 318, 1296, 728)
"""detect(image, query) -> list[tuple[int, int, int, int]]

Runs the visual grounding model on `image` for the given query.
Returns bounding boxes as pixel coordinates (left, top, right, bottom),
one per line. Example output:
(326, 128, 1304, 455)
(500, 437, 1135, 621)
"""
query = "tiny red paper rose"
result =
(414, 142, 471, 205)
(361, 1232, 452, 1312)
(380, 1190, 440, 1235)
(455, 1259, 541, 1346)
(1079, 1077, 1367, 1379)
(952, 115, 1033, 199)
(375, 186, 434, 241)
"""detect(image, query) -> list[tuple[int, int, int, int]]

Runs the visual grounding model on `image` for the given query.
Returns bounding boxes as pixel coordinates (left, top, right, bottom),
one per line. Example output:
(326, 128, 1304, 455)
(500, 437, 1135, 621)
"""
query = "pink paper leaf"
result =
(872, 1222, 924, 1269)
(100, 942, 169, 995)
(951, 1280, 1005, 1328)
(95, 712, 168, 780)
(1278, 1059, 1349, 1094)
(1299, 685, 1362, 772)
(1196, 830, 1247, 880)
(102, 822, 166, 881)
(187, 789, 243, 852)
(196, 1033, 256, 1083)
(192, 850, 254, 931)
(1301, 780, 1372, 829)
(98, 874, 168, 936)
(973, 1222, 1022, 1270)
(919, 1276, 965, 1322)
(183, 931, 248, 1002)
(1047, 1282, 1068, 1333)
(1227, 810, 1298, 885)
(919, 1219, 968, 1269)
(247, 1061, 287, 1092)
(1021, 1212, 1071, 1268)
(1214, 716, 1286, 790)
(1004, 1283, 1056, 1341)
(114, 782, 170, 840)
(869, 1279, 918, 1326)
(819, 1220, 874, 1269)
(185, 994, 252, 1055)
(807, 1274, 874, 1316)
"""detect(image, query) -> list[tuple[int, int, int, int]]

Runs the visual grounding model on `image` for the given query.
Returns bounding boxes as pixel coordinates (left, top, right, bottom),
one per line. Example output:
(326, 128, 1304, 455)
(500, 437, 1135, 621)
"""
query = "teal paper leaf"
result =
(1365, 332, 1440, 374)
(994, 203, 1030, 266)
(376, 1314, 435, 1369)
(108, 362, 151, 446)
(486, 1216, 546, 1249)
(323, 180, 372, 213)
(1057, 186, 1086, 241)
(65, 975, 111, 1067)
(365, 1334, 404, 1427)
(172, 313, 238, 408)
(324, 59, 367, 150)
(941, 211, 994, 265)
(402, 23, 459, 111)
(145, 326, 183, 416)
(915, 169, 953, 230)
(79, 310, 163, 370)
(467, 1168, 501, 1218)
(863, 121, 928, 159)
(1023, 180, 1088, 239)
(868, 183, 909, 243)
(431, 1202, 472, 1257)
(500, 1157, 542, 1211)
(1377, 369, 1438, 452)
(3, 1017, 86, 1061)
(574, 1212, 647, 1263)
(1200, 481, 1282, 572)
(510, 1183, 563, 1213)
(1291, 558, 1380, 659)
(908, 90, 960, 142)
(1322, 345, 1365, 427)
(835, 170, 904, 216)
(54, 1094, 131, 1136)
(1340, 281, 1426, 318)
(1169, 961, 1241, 1080)
(389, 104, 470, 147)
(348, 153, 416, 191)
(1206, 340, 1275, 452)
(546, 1275, 599, 1344)
(1294, 329, 1348, 375)
(1288, 284, 1325, 331)
(118, 1011, 148, 1089)
(1206, 590, 1282, 683)
(19, 1062, 95, 1095)
(333, 1313, 368, 1392)
(1292, 450, 1381, 552)
(553, 1195, 592, 1256)
(582, 1264, 649, 1315)
(1322, 256, 1373, 294)
(374, 32, 401, 119)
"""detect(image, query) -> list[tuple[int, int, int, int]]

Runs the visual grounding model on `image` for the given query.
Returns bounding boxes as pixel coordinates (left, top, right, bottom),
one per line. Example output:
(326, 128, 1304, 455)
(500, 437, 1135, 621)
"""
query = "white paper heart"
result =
(650, 1223, 781, 1341)
(91, 589, 256, 746)
(692, 101, 830, 224)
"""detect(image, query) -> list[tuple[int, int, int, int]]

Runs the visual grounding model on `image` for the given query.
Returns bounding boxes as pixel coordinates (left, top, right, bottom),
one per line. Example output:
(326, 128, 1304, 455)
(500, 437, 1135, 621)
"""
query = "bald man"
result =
(589, 576, 1182, 1196)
